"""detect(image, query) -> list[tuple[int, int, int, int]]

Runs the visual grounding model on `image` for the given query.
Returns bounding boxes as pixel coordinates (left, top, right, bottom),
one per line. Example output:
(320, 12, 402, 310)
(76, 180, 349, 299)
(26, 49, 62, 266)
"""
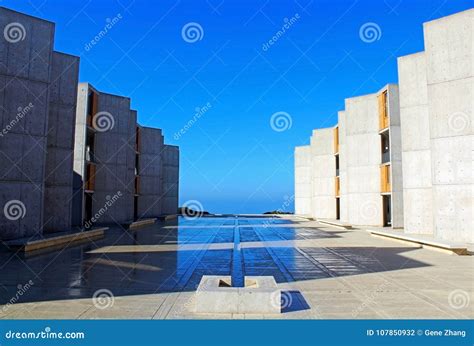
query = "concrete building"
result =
(0, 8, 79, 240)
(73, 83, 179, 228)
(296, 84, 403, 228)
(397, 9, 473, 243)
(295, 9, 472, 245)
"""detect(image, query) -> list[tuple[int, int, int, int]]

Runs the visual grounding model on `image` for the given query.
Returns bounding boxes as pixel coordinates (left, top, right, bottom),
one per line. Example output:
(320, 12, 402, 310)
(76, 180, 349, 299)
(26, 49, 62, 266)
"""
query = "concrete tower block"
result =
(43, 52, 79, 233)
(137, 126, 164, 218)
(162, 144, 179, 215)
(294, 145, 312, 216)
(310, 128, 336, 219)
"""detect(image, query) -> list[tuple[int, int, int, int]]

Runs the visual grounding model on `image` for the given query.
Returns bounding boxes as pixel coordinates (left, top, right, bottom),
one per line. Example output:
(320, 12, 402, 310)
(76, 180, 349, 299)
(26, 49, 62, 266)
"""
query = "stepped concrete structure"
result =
(0, 8, 79, 240)
(73, 83, 180, 228)
(295, 9, 472, 245)
(297, 84, 403, 228)
(0, 8, 179, 241)
(397, 9, 473, 243)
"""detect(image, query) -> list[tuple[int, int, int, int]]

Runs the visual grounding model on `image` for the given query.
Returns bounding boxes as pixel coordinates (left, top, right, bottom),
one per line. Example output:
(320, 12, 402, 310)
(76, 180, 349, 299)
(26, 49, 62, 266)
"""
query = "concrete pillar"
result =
(161, 144, 179, 215)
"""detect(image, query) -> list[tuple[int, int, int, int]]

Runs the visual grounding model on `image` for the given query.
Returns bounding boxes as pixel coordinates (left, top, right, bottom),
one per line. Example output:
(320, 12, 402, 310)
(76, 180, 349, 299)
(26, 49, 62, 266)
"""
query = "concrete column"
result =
(161, 145, 179, 215)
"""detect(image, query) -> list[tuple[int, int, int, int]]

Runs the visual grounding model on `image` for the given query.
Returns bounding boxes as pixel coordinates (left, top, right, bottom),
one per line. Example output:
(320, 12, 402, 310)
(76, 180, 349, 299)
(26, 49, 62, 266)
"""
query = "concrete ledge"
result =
(157, 214, 178, 221)
(3, 228, 107, 253)
(128, 218, 156, 230)
(317, 219, 353, 229)
(368, 229, 469, 255)
(195, 275, 280, 314)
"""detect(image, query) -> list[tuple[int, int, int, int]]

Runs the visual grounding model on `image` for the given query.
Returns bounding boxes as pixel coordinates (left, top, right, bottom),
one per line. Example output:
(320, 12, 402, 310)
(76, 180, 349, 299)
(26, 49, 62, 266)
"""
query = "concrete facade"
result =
(73, 83, 180, 228)
(137, 126, 164, 218)
(43, 52, 79, 233)
(0, 8, 79, 240)
(295, 9, 472, 244)
(398, 9, 473, 243)
(309, 128, 336, 219)
(161, 145, 180, 215)
(294, 146, 312, 216)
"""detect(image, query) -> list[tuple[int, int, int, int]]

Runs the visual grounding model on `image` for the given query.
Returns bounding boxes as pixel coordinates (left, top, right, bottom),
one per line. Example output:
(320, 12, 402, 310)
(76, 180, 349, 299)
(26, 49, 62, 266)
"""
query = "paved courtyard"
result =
(0, 216, 472, 319)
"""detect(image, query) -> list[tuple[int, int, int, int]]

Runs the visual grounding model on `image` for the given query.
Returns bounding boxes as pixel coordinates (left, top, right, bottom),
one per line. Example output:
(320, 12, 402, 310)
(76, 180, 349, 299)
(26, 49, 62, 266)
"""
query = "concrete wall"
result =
(338, 111, 349, 223)
(137, 126, 164, 218)
(161, 144, 179, 215)
(398, 9, 473, 243)
(0, 8, 54, 240)
(294, 145, 312, 216)
(43, 52, 79, 233)
(424, 9, 473, 243)
(92, 92, 135, 224)
(398, 52, 434, 235)
(343, 93, 383, 226)
(309, 128, 336, 219)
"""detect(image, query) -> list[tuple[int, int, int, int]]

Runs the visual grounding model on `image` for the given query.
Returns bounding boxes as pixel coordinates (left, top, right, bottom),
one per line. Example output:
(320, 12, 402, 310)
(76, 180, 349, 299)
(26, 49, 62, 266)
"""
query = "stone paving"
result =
(0, 216, 472, 319)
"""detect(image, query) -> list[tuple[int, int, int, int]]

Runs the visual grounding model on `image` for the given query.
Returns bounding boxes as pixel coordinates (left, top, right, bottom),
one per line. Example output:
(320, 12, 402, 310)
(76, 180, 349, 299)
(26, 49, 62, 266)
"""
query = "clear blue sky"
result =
(4, 0, 472, 214)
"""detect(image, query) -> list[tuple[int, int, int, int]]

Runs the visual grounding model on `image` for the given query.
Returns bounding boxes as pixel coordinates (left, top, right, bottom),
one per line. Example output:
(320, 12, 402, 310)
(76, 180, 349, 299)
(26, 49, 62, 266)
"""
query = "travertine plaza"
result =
(295, 9, 473, 246)
(0, 7, 179, 243)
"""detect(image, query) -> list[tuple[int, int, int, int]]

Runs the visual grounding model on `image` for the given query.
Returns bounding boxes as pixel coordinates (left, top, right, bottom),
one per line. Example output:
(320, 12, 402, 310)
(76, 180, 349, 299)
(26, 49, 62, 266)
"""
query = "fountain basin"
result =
(195, 275, 280, 314)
